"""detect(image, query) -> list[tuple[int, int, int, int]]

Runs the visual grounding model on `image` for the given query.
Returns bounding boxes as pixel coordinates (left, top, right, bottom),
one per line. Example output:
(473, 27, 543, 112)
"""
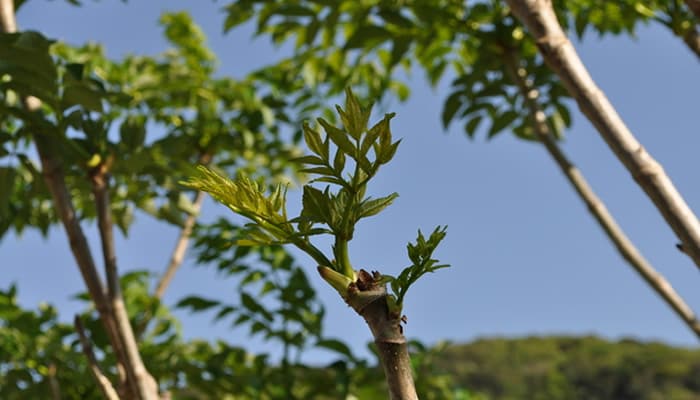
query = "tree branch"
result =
(74, 316, 120, 400)
(91, 165, 159, 400)
(502, 49, 700, 338)
(154, 190, 205, 300)
(505, 0, 700, 270)
(0, 2, 158, 398)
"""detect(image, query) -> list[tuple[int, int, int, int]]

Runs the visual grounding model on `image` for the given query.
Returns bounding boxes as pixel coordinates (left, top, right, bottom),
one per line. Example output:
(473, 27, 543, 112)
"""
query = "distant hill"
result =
(435, 336, 700, 400)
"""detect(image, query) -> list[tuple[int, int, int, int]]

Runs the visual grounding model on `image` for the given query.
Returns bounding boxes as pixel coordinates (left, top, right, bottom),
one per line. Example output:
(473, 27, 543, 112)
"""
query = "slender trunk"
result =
(345, 270, 418, 400)
(75, 316, 121, 400)
(0, 2, 158, 397)
(502, 49, 700, 338)
(505, 0, 700, 270)
(91, 168, 159, 399)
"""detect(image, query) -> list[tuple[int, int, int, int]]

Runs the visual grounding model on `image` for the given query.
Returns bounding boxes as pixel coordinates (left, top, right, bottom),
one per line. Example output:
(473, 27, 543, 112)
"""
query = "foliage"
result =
(0, 11, 312, 238)
(183, 89, 448, 317)
(221, 0, 698, 144)
(439, 336, 700, 400)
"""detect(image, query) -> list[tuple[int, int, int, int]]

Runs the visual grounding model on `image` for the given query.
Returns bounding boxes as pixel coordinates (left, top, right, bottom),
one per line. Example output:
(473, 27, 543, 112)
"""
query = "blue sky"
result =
(3, 1, 700, 362)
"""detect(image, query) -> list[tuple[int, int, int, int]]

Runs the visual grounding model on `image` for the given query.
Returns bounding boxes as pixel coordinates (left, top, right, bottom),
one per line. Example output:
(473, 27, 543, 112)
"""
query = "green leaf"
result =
(333, 147, 346, 173)
(342, 87, 370, 139)
(303, 122, 325, 158)
(318, 118, 356, 158)
(362, 113, 394, 156)
(488, 110, 519, 138)
(62, 82, 103, 112)
(241, 292, 273, 321)
(358, 192, 399, 220)
(176, 296, 220, 312)
(378, 139, 401, 165)
(274, 4, 316, 17)
(293, 155, 326, 166)
(301, 185, 332, 224)
(119, 115, 147, 150)
(300, 166, 336, 176)
(442, 91, 462, 128)
(0, 167, 16, 221)
(465, 116, 483, 138)
(344, 25, 391, 50)
(316, 338, 355, 360)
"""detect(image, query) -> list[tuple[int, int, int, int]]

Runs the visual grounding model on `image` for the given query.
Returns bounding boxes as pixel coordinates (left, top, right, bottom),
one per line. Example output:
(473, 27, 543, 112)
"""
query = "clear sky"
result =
(3, 0, 700, 363)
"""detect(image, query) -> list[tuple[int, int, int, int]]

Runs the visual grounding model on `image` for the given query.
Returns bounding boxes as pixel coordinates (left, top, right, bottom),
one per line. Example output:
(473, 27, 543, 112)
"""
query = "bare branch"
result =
(155, 190, 205, 300)
(90, 160, 119, 299)
(74, 316, 120, 400)
(502, 49, 700, 338)
(506, 0, 700, 270)
(91, 165, 159, 400)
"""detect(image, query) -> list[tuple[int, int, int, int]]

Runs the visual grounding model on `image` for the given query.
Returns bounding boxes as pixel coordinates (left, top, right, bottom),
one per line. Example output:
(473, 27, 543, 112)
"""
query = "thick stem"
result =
(502, 50, 700, 339)
(506, 0, 700, 270)
(345, 270, 418, 400)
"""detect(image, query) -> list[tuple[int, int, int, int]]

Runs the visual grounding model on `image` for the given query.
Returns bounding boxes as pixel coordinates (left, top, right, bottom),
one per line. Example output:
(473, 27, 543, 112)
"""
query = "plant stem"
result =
(345, 270, 418, 400)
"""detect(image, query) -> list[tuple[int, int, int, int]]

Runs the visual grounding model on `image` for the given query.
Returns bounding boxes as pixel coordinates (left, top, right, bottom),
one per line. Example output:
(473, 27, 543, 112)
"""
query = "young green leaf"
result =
(358, 192, 399, 220)
(318, 118, 356, 157)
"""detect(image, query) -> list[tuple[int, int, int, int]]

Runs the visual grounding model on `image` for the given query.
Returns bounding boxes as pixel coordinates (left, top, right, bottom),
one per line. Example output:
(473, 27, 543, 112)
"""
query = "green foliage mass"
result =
(438, 336, 700, 400)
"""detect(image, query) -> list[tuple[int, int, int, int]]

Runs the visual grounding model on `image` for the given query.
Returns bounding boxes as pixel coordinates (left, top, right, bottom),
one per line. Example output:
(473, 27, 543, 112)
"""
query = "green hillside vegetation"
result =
(437, 336, 700, 400)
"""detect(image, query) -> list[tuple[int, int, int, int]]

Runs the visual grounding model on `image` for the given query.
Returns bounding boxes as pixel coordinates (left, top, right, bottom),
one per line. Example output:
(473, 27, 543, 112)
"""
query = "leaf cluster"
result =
(184, 89, 402, 282)
(220, 0, 695, 146)
(0, 12, 316, 239)
(382, 226, 450, 313)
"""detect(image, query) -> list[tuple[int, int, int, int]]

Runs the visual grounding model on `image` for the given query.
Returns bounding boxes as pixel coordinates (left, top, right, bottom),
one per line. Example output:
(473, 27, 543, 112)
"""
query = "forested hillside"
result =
(439, 336, 700, 400)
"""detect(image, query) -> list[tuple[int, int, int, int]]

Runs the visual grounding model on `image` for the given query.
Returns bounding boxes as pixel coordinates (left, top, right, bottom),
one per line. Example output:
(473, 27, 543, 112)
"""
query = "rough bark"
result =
(506, 0, 700, 270)
(502, 50, 700, 338)
(345, 270, 418, 400)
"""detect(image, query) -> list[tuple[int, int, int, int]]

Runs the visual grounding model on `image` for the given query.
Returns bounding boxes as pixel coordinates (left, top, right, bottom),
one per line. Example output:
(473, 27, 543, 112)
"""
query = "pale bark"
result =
(502, 50, 700, 338)
(154, 190, 205, 300)
(75, 316, 120, 400)
(505, 0, 700, 270)
(91, 169, 159, 399)
(0, 2, 158, 398)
